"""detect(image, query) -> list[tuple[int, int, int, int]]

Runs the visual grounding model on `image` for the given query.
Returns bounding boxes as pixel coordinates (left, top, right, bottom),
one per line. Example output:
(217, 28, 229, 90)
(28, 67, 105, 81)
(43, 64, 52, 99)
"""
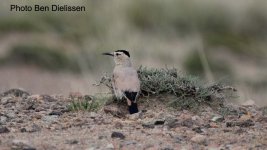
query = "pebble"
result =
(7, 112, 16, 119)
(127, 112, 143, 120)
(0, 126, 10, 133)
(211, 115, 224, 122)
(66, 139, 79, 144)
(33, 114, 42, 119)
(89, 112, 98, 119)
(12, 140, 36, 150)
(0, 97, 13, 105)
(104, 105, 124, 118)
(190, 134, 206, 144)
(42, 115, 58, 124)
(27, 124, 41, 132)
(0, 116, 7, 124)
(49, 111, 63, 116)
(106, 143, 115, 149)
(226, 119, 254, 127)
(192, 127, 203, 133)
(114, 122, 123, 129)
(111, 131, 125, 139)
(165, 117, 178, 128)
(142, 121, 155, 129)
(180, 118, 194, 128)
(154, 119, 165, 125)
(122, 140, 137, 145)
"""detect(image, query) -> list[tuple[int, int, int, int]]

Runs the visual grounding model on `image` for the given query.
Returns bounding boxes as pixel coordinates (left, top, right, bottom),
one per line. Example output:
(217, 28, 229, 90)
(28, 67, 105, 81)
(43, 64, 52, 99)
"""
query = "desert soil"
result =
(0, 89, 266, 150)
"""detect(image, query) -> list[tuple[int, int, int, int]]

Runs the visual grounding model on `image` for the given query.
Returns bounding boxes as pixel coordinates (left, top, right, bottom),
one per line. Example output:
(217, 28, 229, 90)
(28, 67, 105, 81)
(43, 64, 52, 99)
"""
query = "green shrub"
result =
(0, 18, 43, 33)
(1, 45, 80, 72)
(97, 66, 237, 111)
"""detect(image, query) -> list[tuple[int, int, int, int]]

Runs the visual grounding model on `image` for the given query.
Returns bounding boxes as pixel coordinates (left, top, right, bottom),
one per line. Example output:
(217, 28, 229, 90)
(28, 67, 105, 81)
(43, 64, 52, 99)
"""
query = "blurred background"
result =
(0, 0, 266, 105)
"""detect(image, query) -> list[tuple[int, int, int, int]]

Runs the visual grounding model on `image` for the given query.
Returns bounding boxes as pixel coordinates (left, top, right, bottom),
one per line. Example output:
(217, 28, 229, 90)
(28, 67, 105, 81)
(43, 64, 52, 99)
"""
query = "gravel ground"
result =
(0, 89, 267, 150)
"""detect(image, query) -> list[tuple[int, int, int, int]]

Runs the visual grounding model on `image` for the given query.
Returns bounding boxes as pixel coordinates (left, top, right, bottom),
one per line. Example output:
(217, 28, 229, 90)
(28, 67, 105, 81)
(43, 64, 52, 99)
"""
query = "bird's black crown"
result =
(115, 50, 130, 57)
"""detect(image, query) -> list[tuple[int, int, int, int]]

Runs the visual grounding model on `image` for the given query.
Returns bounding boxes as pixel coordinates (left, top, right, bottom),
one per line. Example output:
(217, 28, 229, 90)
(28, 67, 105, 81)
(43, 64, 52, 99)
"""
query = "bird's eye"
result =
(116, 53, 121, 56)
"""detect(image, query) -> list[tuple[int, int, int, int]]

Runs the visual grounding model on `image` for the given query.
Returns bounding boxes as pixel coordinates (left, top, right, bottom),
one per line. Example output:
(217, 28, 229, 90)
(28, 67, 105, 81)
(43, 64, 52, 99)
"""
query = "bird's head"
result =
(102, 50, 131, 66)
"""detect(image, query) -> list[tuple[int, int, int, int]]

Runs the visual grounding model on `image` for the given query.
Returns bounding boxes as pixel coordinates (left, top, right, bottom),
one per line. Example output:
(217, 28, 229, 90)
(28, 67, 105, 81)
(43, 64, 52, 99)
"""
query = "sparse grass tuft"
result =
(68, 94, 109, 112)
(98, 66, 237, 111)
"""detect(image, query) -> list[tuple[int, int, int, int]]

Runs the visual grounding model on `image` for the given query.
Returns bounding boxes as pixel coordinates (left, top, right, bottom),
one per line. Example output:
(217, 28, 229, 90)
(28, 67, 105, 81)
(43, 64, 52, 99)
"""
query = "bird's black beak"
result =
(102, 52, 114, 56)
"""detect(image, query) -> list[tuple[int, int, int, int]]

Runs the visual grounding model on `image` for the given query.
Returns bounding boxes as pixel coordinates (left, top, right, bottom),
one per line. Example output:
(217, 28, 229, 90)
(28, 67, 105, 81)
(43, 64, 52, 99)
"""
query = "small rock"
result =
(49, 111, 63, 116)
(142, 121, 155, 129)
(114, 122, 123, 129)
(20, 128, 27, 132)
(192, 127, 203, 133)
(89, 112, 98, 119)
(66, 139, 79, 144)
(191, 134, 206, 144)
(106, 143, 114, 149)
(0, 97, 13, 105)
(127, 112, 142, 120)
(180, 118, 194, 128)
(192, 115, 204, 125)
(21, 126, 39, 133)
(98, 135, 106, 140)
(12, 140, 36, 150)
(211, 115, 224, 122)
(104, 106, 124, 118)
(111, 131, 125, 139)
(0, 126, 10, 133)
(174, 136, 184, 143)
(122, 140, 137, 145)
(165, 117, 178, 128)
(6, 112, 16, 119)
(42, 115, 58, 124)
(209, 122, 219, 128)
(35, 107, 45, 112)
(192, 115, 201, 121)
(27, 124, 41, 132)
(154, 119, 165, 125)
(0, 116, 7, 124)
(257, 116, 267, 123)
(235, 128, 245, 134)
(33, 114, 42, 119)
(23, 101, 36, 110)
(226, 119, 254, 127)
(142, 118, 165, 129)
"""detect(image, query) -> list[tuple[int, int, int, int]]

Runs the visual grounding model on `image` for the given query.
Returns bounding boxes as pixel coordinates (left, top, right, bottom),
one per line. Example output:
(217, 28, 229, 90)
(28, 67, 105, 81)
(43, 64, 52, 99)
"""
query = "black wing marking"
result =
(124, 91, 138, 102)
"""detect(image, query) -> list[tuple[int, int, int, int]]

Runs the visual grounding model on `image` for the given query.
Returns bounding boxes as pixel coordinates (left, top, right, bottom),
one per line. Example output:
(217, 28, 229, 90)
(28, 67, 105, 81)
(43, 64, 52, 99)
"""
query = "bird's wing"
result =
(113, 68, 140, 92)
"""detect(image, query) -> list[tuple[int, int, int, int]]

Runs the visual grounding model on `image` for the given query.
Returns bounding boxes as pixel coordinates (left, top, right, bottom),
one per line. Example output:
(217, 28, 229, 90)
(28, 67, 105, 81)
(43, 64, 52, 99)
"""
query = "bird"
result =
(102, 50, 140, 114)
